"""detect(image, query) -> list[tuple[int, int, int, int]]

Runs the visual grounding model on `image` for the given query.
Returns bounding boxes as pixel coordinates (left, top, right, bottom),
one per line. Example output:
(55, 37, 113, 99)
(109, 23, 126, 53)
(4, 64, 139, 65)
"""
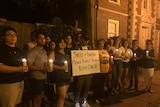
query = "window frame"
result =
(108, 19, 120, 38)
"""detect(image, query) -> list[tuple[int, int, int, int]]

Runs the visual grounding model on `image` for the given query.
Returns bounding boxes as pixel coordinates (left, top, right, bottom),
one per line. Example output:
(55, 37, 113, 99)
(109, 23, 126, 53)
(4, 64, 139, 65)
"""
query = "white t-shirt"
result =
(112, 46, 125, 60)
(122, 48, 133, 62)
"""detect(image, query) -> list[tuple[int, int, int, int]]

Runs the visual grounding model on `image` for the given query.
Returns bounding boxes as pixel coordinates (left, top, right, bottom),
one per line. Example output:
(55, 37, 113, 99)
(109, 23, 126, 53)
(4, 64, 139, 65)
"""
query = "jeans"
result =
(112, 60, 123, 90)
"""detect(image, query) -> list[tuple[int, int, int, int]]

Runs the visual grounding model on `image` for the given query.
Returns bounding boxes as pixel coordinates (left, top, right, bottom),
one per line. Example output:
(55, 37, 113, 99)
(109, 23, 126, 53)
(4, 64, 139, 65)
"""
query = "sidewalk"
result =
(88, 70, 160, 107)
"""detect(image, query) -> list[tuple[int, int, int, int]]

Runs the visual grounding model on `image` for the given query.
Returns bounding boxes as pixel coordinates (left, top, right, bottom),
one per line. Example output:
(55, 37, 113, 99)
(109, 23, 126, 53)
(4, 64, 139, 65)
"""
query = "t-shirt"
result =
(130, 47, 143, 67)
(122, 48, 133, 62)
(27, 46, 48, 80)
(0, 44, 25, 83)
(141, 49, 155, 68)
(54, 51, 71, 80)
(112, 46, 125, 60)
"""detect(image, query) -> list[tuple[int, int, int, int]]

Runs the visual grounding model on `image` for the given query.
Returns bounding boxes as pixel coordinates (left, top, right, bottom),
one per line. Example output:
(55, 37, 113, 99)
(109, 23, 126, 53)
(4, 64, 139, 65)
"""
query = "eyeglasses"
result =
(5, 34, 17, 37)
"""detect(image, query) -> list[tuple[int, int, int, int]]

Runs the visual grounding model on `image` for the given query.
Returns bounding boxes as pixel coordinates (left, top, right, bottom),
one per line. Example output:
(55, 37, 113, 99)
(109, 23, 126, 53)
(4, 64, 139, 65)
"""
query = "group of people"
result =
(0, 26, 156, 107)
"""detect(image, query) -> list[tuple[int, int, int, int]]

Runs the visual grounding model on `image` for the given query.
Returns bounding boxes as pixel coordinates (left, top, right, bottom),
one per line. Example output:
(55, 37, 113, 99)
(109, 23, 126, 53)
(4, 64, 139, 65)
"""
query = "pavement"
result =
(64, 69, 160, 107)
(87, 69, 160, 107)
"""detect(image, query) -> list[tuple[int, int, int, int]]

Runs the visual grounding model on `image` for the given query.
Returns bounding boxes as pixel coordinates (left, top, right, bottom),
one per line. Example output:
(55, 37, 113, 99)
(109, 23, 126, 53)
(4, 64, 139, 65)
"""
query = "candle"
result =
(128, 51, 130, 57)
(64, 60, 68, 72)
(49, 59, 53, 68)
(110, 55, 113, 62)
(133, 53, 136, 58)
(22, 58, 27, 66)
(115, 49, 119, 53)
(146, 50, 149, 56)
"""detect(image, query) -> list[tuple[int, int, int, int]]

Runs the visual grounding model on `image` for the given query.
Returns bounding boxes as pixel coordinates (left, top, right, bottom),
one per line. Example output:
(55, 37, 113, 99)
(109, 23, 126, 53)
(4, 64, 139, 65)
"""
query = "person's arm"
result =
(27, 60, 47, 71)
(48, 51, 66, 71)
(0, 63, 28, 73)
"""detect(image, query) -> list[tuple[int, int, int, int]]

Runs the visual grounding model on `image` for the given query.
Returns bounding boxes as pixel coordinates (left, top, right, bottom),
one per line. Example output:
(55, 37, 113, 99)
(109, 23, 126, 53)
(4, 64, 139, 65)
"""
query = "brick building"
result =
(88, 0, 160, 57)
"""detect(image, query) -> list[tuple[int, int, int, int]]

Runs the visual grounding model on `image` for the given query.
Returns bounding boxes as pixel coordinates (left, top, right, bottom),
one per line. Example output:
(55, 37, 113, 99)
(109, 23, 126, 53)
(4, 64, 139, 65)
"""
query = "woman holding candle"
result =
(128, 39, 143, 91)
(121, 40, 133, 91)
(111, 37, 125, 94)
(141, 40, 155, 93)
(104, 41, 114, 95)
(0, 26, 28, 107)
(48, 37, 71, 107)
(93, 38, 109, 103)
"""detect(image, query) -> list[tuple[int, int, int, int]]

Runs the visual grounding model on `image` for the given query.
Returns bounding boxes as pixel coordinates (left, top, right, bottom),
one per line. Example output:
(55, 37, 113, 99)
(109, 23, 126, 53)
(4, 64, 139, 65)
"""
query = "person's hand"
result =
(48, 67, 53, 72)
(146, 55, 151, 59)
(61, 65, 68, 71)
(70, 77, 74, 83)
(18, 66, 28, 72)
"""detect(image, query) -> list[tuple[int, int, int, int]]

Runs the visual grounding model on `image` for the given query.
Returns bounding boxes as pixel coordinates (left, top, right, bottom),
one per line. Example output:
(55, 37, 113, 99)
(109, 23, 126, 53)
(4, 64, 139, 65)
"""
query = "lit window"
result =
(108, 19, 119, 38)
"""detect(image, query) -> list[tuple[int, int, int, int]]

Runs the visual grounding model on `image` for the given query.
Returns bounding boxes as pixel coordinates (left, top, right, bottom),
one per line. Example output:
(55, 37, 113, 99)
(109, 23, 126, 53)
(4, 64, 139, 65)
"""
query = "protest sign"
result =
(71, 50, 100, 76)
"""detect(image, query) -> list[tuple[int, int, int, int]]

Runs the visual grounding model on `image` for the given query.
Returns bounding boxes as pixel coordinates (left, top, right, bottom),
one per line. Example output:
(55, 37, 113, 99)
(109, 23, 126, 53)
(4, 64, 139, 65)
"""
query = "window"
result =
(143, 0, 151, 10)
(157, 0, 160, 18)
(108, 19, 119, 38)
(109, 0, 120, 4)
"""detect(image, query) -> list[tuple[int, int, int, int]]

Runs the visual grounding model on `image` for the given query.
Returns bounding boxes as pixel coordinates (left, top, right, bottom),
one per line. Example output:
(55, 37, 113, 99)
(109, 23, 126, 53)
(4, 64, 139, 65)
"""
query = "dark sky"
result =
(0, 0, 86, 25)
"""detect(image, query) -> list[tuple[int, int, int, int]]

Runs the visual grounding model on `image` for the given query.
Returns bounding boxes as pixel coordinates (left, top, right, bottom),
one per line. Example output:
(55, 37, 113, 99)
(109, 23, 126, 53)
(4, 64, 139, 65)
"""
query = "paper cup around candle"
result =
(64, 61, 68, 72)
(22, 58, 27, 66)
(146, 50, 149, 56)
(110, 56, 113, 62)
(133, 53, 136, 58)
(49, 59, 53, 68)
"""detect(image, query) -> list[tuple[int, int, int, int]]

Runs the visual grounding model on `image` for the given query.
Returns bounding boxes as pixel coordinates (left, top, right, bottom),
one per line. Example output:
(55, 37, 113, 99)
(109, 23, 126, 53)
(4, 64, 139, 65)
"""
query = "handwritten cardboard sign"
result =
(71, 50, 100, 76)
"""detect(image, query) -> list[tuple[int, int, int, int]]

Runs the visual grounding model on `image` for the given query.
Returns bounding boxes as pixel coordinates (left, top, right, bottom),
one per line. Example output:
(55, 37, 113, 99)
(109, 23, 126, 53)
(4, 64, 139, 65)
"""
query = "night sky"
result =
(0, 0, 86, 25)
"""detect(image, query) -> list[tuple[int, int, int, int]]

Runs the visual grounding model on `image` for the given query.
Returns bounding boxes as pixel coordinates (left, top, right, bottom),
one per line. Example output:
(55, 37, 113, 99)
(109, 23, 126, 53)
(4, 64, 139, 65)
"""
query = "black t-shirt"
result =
(130, 47, 143, 67)
(0, 44, 25, 83)
(53, 51, 71, 80)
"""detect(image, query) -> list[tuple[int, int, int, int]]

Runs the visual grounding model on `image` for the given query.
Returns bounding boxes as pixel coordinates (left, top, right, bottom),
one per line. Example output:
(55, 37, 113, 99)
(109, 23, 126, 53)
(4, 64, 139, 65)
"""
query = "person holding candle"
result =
(111, 37, 125, 94)
(64, 34, 75, 100)
(121, 40, 133, 91)
(104, 41, 114, 96)
(27, 31, 52, 107)
(141, 40, 155, 93)
(73, 35, 92, 107)
(48, 37, 71, 107)
(128, 39, 143, 91)
(0, 26, 28, 107)
(47, 40, 56, 84)
(93, 38, 110, 103)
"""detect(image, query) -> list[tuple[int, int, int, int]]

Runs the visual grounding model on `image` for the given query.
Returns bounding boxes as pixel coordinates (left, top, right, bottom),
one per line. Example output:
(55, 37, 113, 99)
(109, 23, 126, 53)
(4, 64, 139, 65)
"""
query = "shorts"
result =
(55, 78, 71, 87)
(0, 81, 24, 107)
(31, 78, 46, 96)
(123, 62, 129, 68)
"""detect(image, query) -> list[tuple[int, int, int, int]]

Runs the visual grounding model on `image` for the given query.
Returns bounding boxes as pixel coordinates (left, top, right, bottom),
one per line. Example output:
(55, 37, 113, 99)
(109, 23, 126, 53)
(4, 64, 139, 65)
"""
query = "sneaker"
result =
(144, 88, 148, 92)
(81, 100, 91, 107)
(74, 102, 80, 107)
(114, 90, 119, 94)
(95, 99, 100, 104)
(149, 89, 153, 93)
(135, 88, 139, 92)
(128, 85, 132, 90)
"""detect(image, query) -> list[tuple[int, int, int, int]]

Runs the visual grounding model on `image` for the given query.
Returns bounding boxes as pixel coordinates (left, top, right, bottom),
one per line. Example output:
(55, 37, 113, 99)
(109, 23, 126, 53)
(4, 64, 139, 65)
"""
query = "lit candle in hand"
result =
(110, 56, 113, 62)
(146, 50, 149, 57)
(115, 49, 119, 54)
(133, 53, 136, 61)
(64, 60, 68, 72)
(133, 53, 136, 58)
(22, 58, 27, 66)
(128, 51, 130, 58)
(49, 59, 53, 68)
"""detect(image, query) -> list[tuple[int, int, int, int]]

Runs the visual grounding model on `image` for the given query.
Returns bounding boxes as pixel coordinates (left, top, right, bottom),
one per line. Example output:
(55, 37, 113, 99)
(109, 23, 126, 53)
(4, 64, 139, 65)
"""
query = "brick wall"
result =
(96, 0, 128, 40)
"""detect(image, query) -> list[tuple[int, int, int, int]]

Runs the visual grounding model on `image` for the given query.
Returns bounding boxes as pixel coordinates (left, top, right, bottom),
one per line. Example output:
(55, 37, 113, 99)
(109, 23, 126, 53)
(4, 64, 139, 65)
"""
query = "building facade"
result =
(89, 0, 160, 58)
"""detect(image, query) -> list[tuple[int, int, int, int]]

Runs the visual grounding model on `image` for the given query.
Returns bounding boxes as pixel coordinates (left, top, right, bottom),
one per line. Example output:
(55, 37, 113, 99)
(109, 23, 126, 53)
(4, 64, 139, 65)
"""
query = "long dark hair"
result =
(55, 37, 66, 51)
